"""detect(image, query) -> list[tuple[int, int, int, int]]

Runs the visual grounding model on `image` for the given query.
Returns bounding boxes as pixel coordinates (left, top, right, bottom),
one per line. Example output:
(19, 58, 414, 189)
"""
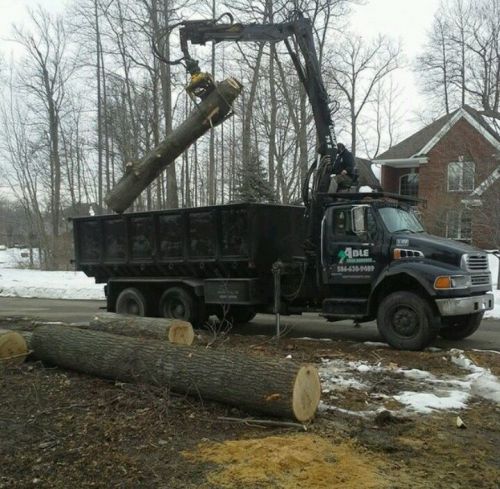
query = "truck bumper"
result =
(435, 293, 494, 316)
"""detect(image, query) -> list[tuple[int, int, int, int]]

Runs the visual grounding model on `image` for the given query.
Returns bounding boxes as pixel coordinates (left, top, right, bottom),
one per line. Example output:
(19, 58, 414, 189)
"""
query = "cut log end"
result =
(0, 330, 29, 365)
(167, 320, 195, 346)
(87, 313, 194, 345)
(292, 365, 321, 422)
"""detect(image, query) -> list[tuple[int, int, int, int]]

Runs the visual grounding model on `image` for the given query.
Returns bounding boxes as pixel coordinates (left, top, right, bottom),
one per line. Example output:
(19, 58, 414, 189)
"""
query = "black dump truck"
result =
(73, 192, 494, 351)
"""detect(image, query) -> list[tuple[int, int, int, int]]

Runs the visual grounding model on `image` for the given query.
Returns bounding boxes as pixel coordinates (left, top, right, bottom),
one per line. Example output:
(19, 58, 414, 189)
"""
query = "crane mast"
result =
(178, 11, 339, 207)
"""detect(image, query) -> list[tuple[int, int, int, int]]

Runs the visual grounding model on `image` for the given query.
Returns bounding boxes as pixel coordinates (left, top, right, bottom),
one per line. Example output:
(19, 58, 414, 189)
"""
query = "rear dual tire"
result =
(115, 286, 206, 327)
(159, 287, 206, 328)
(116, 288, 147, 316)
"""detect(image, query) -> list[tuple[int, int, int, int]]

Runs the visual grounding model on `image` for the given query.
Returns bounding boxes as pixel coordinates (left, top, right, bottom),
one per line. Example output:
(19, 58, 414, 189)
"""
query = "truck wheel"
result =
(216, 306, 256, 326)
(116, 287, 147, 316)
(439, 312, 484, 340)
(160, 287, 205, 327)
(377, 291, 439, 351)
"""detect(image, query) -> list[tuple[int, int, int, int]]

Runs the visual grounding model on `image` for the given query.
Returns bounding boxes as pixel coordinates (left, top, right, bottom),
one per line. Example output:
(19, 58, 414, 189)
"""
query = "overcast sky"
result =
(351, 0, 439, 129)
(0, 0, 440, 144)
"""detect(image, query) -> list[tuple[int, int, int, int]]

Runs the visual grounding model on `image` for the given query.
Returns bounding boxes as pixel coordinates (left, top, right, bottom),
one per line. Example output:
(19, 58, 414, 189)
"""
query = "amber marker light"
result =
(434, 276, 452, 289)
(393, 249, 401, 260)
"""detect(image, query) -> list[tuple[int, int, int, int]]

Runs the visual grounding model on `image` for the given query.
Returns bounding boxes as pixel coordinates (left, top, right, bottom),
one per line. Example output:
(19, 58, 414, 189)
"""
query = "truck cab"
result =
(318, 193, 494, 349)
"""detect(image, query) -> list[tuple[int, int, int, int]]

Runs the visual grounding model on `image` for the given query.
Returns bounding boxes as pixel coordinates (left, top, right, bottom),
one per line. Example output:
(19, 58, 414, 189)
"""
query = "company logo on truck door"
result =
(337, 247, 373, 264)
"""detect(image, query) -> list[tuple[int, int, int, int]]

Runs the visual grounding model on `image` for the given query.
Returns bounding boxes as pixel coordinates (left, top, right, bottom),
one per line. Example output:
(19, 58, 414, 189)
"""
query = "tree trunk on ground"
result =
(0, 329, 28, 365)
(86, 313, 194, 345)
(31, 324, 321, 422)
(106, 78, 242, 213)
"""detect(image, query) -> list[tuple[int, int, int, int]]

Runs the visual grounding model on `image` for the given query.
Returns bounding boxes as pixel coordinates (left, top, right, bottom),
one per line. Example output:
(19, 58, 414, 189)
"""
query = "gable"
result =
(375, 112, 454, 160)
(421, 109, 500, 156)
(376, 107, 500, 163)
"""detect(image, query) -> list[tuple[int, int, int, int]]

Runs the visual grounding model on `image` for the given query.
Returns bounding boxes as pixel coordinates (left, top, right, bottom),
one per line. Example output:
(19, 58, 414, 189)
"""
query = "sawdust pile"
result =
(184, 434, 389, 489)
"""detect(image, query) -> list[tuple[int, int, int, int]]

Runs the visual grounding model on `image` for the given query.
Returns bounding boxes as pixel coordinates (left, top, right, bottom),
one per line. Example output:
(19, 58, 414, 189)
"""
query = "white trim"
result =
(469, 165, 500, 197)
(417, 110, 463, 156)
(446, 208, 473, 242)
(447, 160, 475, 192)
(376, 157, 427, 167)
(417, 108, 500, 156)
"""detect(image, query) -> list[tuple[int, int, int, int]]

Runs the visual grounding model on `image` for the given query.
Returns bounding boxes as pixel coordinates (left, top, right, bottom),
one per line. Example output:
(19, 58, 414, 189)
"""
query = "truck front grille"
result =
(464, 254, 489, 272)
(471, 274, 491, 286)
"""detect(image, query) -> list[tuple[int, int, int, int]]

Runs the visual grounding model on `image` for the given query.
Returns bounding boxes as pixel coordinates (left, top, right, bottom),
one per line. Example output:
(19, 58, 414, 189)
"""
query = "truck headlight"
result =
(434, 275, 471, 290)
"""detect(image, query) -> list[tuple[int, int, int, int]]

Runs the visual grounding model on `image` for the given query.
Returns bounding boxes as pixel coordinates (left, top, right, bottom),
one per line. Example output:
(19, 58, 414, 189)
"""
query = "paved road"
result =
(0, 296, 498, 351)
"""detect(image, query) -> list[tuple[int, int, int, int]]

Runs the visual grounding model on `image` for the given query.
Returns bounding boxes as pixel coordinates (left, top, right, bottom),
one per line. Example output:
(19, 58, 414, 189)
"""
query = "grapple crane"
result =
(178, 11, 339, 207)
(106, 10, 340, 224)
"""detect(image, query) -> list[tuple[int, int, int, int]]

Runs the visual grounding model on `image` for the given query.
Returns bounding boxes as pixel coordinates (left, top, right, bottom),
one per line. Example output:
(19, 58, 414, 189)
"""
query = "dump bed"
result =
(73, 203, 306, 283)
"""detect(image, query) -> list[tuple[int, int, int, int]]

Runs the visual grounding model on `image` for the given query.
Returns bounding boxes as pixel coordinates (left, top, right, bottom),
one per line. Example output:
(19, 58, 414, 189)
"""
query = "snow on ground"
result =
(485, 251, 500, 319)
(0, 247, 39, 269)
(0, 247, 104, 300)
(319, 349, 500, 416)
(0, 268, 105, 300)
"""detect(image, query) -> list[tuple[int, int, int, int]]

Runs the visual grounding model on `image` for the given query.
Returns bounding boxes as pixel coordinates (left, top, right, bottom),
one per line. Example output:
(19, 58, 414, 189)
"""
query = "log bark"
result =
(0, 329, 29, 365)
(86, 313, 194, 345)
(105, 78, 243, 213)
(21, 331, 33, 351)
(31, 324, 321, 422)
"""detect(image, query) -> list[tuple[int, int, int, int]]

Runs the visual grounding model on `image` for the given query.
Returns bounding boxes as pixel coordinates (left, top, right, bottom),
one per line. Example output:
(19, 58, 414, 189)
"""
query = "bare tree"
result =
(329, 33, 401, 156)
(0, 84, 51, 267)
(359, 75, 404, 160)
(417, 0, 500, 118)
(12, 8, 78, 265)
(417, 17, 454, 114)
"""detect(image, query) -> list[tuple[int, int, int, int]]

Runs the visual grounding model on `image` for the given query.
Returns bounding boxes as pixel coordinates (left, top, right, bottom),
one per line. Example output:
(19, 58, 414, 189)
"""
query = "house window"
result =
(448, 161, 474, 191)
(399, 173, 419, 197)
(446, 209, 472, 242)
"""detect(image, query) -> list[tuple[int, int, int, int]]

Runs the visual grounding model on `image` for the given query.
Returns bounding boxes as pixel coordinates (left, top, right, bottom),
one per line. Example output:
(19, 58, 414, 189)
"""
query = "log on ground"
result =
(0, 329, 29, 365)
(105, 77, 243, 213)
(86, 313, 194, 345)
(31, 324, 321, 422)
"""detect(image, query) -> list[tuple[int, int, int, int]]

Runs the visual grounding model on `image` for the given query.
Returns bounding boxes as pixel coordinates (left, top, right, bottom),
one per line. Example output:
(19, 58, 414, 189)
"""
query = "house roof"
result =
(375, 105, 500, 161)
(356, 157, 381, 188)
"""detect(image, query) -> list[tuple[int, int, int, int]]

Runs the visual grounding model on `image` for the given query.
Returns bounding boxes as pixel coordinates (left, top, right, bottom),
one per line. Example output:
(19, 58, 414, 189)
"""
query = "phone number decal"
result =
(335, 265, 375, 273)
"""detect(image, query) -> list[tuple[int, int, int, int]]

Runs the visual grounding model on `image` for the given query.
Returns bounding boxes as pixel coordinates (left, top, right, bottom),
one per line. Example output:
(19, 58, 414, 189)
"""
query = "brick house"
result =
(375, 106, 500, 249)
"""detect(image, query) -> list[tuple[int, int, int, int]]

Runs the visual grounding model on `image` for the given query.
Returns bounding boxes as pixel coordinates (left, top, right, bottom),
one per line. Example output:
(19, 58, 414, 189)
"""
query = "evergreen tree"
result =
(235, 151, 275, 203)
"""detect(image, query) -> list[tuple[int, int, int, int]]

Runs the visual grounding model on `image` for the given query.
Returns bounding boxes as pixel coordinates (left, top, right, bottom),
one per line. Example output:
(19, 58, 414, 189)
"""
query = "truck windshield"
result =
(378, 207, 424, 233)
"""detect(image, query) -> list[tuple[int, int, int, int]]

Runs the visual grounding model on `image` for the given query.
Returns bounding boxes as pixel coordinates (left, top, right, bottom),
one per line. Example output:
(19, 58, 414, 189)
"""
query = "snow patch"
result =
(320, 351, 500, 417)
(0, 268, 105, 300)
(363, 341, 389, 348)
(394, 391, 469, 414)
(450, 349, 500, 404)
(0, 248, 39, 269)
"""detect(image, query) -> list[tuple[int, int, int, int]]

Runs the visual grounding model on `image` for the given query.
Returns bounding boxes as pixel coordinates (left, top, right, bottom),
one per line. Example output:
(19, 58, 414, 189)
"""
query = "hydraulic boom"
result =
(178, 11, 339, 207)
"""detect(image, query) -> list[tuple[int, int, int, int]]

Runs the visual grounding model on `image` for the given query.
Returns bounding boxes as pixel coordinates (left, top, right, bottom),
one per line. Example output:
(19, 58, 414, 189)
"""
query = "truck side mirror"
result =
(351, 206, 367, 235)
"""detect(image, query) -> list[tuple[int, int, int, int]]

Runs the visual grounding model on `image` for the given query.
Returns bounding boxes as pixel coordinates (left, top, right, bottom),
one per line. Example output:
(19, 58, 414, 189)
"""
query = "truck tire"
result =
(216, 306, 257, 326)
(439, 312, 484, 340)
(377, 291, 439, 351)
(159, 287, 205, 328)
(116, 288, 147, 316)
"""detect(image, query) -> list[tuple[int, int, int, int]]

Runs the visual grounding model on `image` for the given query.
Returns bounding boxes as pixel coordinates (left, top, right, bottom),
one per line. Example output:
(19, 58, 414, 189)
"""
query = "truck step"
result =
(322, 298, 368, 317)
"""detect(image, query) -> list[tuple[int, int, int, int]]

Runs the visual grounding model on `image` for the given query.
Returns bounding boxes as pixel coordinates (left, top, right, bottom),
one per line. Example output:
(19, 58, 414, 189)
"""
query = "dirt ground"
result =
(1, 323, 500, 489)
